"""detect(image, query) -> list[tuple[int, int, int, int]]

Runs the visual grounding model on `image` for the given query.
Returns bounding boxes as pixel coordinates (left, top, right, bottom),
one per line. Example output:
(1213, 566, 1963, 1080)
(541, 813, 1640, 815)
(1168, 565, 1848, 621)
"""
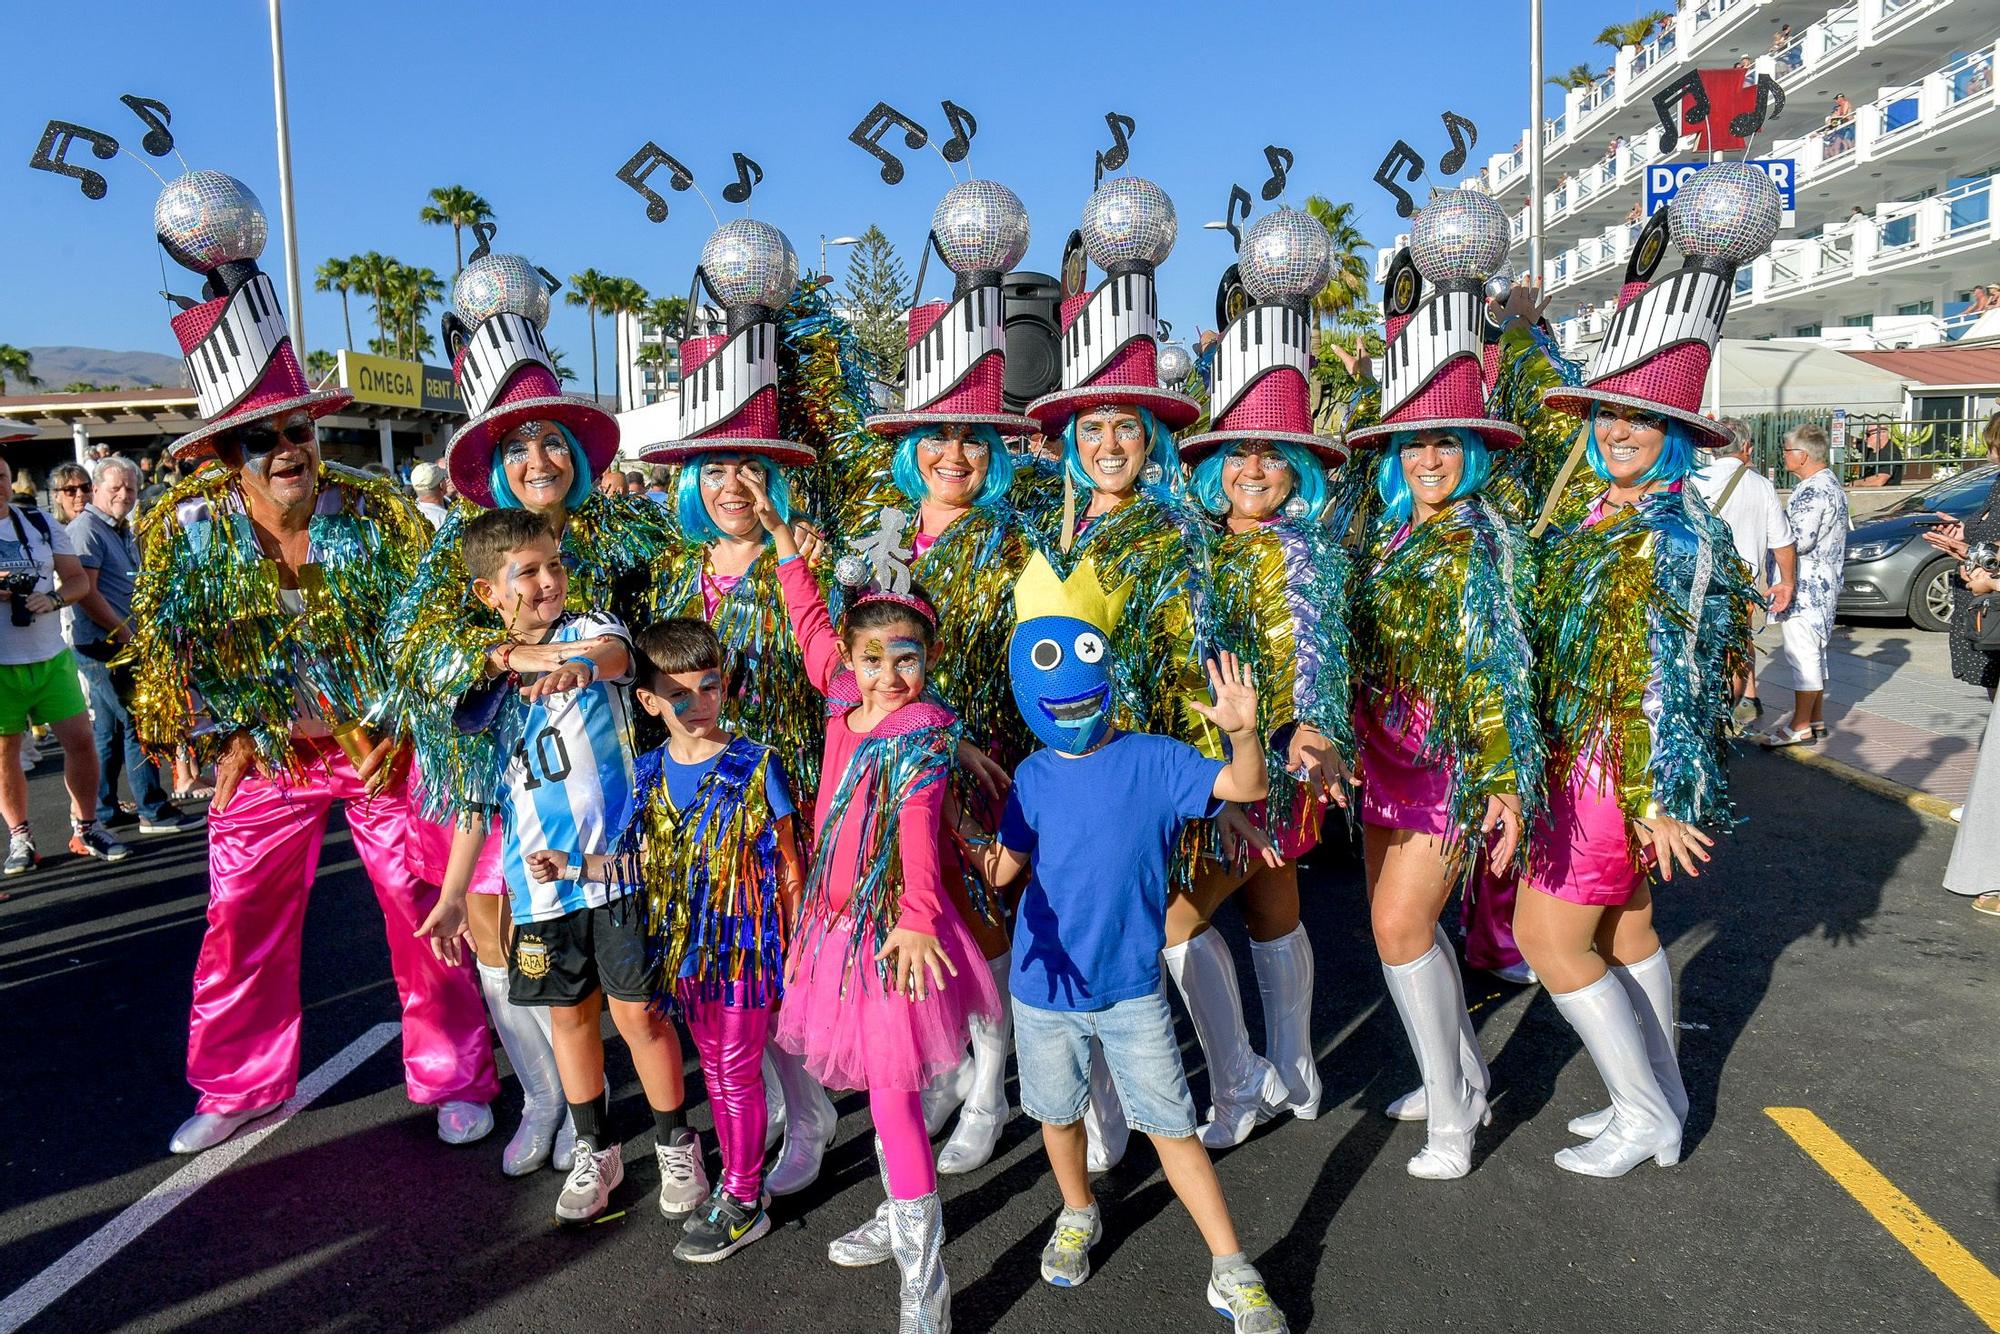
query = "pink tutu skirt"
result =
(1527, 754, 1653, 907)
(774, 905, 1000, 1094)
(1355, 697, 1450, 837)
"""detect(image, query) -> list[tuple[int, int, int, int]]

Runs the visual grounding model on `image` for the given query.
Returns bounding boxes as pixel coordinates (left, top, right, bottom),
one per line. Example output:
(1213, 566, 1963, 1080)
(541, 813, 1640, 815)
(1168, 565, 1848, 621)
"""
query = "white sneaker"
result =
(556, 1140, 624, 1223)
(1949, 806, 1963, 824)
(655, 1128, 710, 1216)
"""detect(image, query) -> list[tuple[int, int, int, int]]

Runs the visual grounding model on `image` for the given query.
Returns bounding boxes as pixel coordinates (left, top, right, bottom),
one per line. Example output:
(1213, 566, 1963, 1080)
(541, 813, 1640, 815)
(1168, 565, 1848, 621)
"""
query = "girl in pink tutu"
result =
(750, 476, 999, 1333)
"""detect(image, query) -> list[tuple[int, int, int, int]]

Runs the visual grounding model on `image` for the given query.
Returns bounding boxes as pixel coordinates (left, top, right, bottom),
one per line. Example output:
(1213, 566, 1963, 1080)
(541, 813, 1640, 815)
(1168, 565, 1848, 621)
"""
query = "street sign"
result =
(1830, 407, 1848, 460)
(1645, 159, 1797, 216)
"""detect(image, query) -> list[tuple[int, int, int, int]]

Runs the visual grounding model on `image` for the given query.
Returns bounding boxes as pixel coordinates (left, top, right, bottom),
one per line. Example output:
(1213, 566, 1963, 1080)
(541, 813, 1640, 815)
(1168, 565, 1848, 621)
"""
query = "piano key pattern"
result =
(1210, 305, 1311, 425)
(905, 286, 1003, 411)
(458, 312, 556, 419)
(185, 274, 290, 420)
(1586, 268, 1730, 385)
(1379, 289, 1482, 423)
(1060, 272, 1157, 389)
(679, 322, 776, 438)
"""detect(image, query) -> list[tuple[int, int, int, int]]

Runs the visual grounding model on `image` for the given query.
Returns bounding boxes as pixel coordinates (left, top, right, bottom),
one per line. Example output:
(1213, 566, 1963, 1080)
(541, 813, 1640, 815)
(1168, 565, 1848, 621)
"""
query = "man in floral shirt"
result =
(1762, 423, 1849, 747)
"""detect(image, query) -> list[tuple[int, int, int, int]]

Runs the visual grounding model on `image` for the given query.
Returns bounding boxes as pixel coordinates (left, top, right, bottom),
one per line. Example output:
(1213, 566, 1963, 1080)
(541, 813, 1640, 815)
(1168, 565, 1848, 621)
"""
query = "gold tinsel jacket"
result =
(125, 462, 433, 773)
(382, 489, 678, 814)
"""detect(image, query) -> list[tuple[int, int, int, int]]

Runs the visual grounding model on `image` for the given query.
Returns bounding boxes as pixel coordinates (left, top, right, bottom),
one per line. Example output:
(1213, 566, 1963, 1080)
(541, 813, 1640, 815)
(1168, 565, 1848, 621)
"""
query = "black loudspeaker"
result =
(1001, 270, 1063, 412)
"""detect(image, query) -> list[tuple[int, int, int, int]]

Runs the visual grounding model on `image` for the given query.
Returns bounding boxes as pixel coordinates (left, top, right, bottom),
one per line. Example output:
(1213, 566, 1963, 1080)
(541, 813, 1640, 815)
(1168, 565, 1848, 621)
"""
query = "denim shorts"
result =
(1012, 989, 1198, 1139)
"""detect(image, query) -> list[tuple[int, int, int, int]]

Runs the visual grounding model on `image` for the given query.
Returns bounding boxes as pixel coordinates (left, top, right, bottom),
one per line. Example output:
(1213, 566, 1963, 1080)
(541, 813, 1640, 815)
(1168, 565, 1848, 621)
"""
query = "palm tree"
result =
(314, 257, 356, 351)
(0, 345, 43, 393)
(643, 295, 688, 342)
(1595, 12, 1669, 54)
(304, 350, 338, 385)
(1547, 63, 1599, 91)
(565, 269, 621, 402)
(348, 251, 395, 353)
(599, 277, 651, 409)
(419, 186, 496, 276)
(547, 346, 577, 385)
(393, 265, 445, 361)
(62, 381, 112, 393)
(1303, 196, 1372, 331)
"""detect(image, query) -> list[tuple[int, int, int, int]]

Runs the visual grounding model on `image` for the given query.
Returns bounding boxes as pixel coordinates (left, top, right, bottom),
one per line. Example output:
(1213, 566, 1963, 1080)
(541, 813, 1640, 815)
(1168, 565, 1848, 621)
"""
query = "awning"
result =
(1841, 343, 2000, 390)
(1713, 339, 1910, 414)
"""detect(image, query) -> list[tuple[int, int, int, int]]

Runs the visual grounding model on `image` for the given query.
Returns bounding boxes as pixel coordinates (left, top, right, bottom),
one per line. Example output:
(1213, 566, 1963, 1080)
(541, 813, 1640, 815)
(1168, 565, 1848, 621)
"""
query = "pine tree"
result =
(841, 225, 910, 380)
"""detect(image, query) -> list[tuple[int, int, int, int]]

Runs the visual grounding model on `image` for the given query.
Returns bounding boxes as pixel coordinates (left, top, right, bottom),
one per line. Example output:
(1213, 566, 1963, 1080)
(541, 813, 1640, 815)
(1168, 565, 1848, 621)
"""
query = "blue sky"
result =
(2, 0, 1625, 384)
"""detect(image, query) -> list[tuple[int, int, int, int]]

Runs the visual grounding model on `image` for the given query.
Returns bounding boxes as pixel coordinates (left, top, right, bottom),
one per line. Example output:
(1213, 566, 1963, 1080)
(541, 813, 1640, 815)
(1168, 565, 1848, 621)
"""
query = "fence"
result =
(1734, 412, 1994, 486)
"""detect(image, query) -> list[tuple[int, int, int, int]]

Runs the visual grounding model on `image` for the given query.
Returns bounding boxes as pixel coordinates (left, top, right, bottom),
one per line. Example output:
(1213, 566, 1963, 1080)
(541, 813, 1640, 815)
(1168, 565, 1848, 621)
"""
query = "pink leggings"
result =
(678, 985, 773, 1201)
(869, 1086, 936, 1200)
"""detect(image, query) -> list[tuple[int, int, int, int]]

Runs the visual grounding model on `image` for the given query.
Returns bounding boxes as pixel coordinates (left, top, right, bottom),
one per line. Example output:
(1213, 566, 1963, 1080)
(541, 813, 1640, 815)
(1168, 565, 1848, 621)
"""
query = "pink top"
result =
(911, 531, 937, 558)
(777, 557, 946, 935)
(701, 570, 742, 619)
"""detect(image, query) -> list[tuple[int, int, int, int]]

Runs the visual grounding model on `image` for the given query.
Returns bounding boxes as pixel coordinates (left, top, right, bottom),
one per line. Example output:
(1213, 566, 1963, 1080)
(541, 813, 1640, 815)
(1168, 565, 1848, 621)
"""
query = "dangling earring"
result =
(1205, 491, 1230, 516)
(1284, 494, 1311, 519)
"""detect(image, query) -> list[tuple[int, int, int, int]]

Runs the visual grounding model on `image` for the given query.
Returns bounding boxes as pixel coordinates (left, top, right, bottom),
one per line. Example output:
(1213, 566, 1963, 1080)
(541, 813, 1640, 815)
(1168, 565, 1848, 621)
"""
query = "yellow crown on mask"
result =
(1012, 551, 1131, 634)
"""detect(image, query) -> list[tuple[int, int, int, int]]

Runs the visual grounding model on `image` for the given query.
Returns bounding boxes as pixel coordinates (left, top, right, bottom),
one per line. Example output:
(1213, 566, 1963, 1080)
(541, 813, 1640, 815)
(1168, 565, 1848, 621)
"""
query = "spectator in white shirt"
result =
(410, 462, 451, 531)
(1694, 419, 1797, 731)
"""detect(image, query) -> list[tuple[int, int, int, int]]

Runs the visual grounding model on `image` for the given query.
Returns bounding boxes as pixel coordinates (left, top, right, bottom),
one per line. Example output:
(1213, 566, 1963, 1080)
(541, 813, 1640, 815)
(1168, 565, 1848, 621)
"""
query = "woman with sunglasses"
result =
(48, 464, 93, 525)
(387, 254, 675, 1178)
(1527, 182, 1770, 1178)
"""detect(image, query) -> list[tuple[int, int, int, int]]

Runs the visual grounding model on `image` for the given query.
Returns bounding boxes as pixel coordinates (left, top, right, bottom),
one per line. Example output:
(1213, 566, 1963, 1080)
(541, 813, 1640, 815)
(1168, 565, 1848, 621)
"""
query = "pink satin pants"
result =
(677, 983, 773, 1201)
(187, 740, 499, 1114)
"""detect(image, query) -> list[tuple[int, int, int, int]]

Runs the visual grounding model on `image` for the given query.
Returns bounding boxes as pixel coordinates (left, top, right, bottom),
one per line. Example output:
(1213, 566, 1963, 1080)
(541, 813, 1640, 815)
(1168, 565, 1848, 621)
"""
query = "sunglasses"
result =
(55, 484, 90, 494)
(231, 419, 317, 457)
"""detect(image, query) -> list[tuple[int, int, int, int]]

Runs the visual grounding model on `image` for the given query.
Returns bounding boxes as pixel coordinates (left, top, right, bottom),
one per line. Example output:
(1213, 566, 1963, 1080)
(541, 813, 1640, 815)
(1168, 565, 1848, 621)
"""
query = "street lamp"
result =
(821, 234, 862, 279)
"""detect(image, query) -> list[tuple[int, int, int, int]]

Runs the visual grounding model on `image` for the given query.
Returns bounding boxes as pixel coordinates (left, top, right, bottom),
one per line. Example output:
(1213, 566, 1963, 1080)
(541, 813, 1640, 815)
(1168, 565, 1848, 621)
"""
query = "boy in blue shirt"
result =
(964, 553, 1290, 1334)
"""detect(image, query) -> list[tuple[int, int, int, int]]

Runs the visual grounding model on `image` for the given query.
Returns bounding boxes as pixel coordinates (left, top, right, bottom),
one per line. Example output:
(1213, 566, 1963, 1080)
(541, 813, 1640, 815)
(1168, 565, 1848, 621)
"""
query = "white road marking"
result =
(0, 1021, 401, 1334)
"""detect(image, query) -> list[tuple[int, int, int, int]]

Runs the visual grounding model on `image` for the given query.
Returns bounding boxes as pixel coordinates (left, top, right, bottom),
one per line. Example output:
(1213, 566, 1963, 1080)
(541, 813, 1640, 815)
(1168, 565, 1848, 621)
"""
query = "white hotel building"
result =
(1377, 0, 1999, 419)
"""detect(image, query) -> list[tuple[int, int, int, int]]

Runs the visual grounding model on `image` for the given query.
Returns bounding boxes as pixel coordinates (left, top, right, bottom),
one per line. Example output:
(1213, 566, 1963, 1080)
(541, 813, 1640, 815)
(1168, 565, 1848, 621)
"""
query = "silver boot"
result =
(1250, 925, 1320, 1120)
(766, 1042, 838, 1196)
(1567, 947, 1688, 1137)
(938, 956, 1012, 1174)
(478, 962, 569, 1176)
(827, 1136, 894, 1268)
(887, 1191, 951, 1333)
(1081, 1039, 1128, 1172)
(1382, 926, 1490, 1122)
(764, 1049, 787, 1152)
(1551, 971, 1682, 1177)
(1164, 932, 1287, 1149)
(1382, 942, 1489, 1179)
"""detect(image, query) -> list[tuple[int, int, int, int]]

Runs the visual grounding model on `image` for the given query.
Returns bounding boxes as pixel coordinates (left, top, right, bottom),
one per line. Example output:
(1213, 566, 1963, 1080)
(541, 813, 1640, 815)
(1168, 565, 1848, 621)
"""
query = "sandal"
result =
(1810, 722, 1828, 739)
(173, 786, 215, 804)
(1974, 893, 2000, 918)
(1759, 726, 1816, 748)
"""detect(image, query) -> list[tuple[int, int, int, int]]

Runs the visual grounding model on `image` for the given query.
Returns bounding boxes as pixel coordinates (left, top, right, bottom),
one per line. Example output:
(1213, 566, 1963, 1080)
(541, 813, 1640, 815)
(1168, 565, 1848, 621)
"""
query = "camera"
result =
(0, 563, 39, 628)
(1966, 540, 2000, 577)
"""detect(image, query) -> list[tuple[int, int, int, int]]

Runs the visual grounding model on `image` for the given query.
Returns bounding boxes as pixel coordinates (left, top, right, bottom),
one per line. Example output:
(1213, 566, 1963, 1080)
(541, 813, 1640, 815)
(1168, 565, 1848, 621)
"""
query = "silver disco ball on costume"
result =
(454, 253, 551, 328)
(1669, 161, 1783, 265)
(1239, 207, 1332, 307)
(154, 170, 268, 274)
(1484, 270, 1514, 303)
(1408, 188, 1511, 285)
(932, 180, 1031, 274)
(1080, 176, 1178, 273)
(701, 219, 799, 311)
(1157, 341, 1193, 387)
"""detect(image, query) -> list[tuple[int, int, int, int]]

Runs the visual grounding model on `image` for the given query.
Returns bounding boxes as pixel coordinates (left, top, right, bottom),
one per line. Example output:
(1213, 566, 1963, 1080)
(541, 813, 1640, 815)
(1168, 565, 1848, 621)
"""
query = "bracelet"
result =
(560, 655, 596, 682)
(776, 553, 799, 567)
(496, 641, 516, 674)
(559, 861, 583, 882)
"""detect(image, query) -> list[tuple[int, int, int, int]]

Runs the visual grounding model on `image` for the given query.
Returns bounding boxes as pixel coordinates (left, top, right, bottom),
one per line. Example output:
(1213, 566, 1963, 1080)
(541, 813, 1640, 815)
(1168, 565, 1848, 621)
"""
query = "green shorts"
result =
(0, 650, 89, 736)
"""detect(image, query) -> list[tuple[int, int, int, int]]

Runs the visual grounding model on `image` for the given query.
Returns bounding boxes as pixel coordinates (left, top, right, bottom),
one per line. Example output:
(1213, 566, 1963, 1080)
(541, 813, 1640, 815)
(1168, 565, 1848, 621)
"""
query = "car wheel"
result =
(1907, 557, 1956, 632)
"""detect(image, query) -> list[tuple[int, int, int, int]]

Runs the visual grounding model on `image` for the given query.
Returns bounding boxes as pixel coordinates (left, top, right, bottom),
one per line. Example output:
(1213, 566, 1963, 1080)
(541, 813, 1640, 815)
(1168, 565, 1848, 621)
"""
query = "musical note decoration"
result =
(1093, 112, 1136, 188)
(939, 100, 977, 163)
(1438, 111, 1477, 176)
(1259, 145, 1294, 202)
(1729, 73, 1787, 141)
(616, 142, 696, 222)
(849, 101, 929, 185)
(1651, 72, 1711, 153)
(1372, 140, 1425, 219)
(119, 95, 174, 157)
(1223, 184, 1253, 251)
(536, 267, 563, 296)
(28, 94, 178, 200)
(467, 220, 499, 264)
(721, 152, 763, 205)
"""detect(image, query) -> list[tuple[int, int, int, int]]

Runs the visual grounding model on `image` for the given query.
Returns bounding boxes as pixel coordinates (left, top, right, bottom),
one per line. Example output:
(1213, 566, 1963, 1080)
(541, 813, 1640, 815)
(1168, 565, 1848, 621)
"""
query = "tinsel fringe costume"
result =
(1528, 483, 1756, 857)
(127, 460, 434, 773)
(1349, 496, 1547, 866)
(1209, 517, 1355, 856)
(382, 489, 678, 816)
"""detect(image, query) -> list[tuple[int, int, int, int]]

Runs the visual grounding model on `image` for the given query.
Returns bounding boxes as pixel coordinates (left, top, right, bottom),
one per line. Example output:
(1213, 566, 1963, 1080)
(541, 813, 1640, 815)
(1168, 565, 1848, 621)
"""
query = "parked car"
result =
(1838, 463, 1997, 631)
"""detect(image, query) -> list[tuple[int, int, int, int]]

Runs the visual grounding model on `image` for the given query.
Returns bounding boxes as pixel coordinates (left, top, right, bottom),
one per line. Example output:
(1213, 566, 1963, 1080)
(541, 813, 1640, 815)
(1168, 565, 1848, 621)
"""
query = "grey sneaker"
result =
(138, 808, 206, 835)
(672, 1188, 770, 1263)
(4, 831, 36, 876)
(555, 1139, 623, 1224)
(655, 1127, 709, 1216)
(70, 823, 131, 863)
(1039, 1208, 1101, 1287)
(827, 1200, 893, 1267)
(1208, 1267, 1288, 1333)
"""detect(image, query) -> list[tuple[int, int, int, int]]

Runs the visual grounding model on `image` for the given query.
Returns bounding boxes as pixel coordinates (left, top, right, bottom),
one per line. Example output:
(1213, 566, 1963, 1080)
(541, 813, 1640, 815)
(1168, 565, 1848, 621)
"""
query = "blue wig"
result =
(890, 424, 1015, 509)
(1188, 440, 1328, 518)
(1584, 407, 1698, 486)
(1374, 430, 1493, 528)
(674, 453, 794, 544)
(488, 422, 594, 511)
(1060, 405, 1180, 495)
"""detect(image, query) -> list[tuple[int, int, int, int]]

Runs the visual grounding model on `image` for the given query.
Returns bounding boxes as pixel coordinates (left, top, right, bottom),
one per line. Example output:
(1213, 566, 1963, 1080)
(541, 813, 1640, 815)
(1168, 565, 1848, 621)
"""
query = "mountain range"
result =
(14, 346, 186, 391)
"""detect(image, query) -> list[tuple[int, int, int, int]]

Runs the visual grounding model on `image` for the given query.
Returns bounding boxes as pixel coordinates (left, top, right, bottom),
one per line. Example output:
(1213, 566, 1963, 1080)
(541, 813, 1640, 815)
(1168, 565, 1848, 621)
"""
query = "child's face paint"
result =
(645, 666, 726, 737)
(846, 620, 930, 713)
(473, 535, 568, 634)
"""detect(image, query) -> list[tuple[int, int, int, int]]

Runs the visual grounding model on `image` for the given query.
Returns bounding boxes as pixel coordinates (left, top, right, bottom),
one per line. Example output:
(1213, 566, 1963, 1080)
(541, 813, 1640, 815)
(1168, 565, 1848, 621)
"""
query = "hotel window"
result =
(1841, 313, 1874, 327)
(1894, 300, 1934, 317)
(1793, 322, 1823, 336)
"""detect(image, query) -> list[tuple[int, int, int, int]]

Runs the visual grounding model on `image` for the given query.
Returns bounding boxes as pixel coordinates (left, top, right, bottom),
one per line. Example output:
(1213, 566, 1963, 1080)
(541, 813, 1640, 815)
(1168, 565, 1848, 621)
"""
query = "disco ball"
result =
(1408, 189, 1511, 284)
(454, 253, 551, 328)
(1239, 208, 1332, 306)
(1080, 176, 1177, 273)
(1157, 342, 1193, 386)
(931, 180, 1031, 274)
(154, 171, 268, 273)
(835, 554, 871, 589)
(701, 219, 799, 311)
(1669, 161, 1782, 265)
(1484, 271, 1514, 304)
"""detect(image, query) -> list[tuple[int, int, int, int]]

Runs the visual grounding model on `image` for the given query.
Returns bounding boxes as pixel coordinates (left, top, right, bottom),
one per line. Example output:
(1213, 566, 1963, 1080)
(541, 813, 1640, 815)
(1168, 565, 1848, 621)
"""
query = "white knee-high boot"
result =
(1164, 931, 1287, 1149)
(1249, 924, 1320, 1120)
(1081, 1038, 1128, 1173)
(1381, 943, 1490, 1179)
(765, 1041, 838, 1195)
(1382, 925, 1491, 1122)
(938, 955, 1012, 1174)
(1566, 947, 1688, 1137)
(763, 1049, 786, 1151)
(477, 962, 573, 1176)
(1550, 972, 1682, 1178)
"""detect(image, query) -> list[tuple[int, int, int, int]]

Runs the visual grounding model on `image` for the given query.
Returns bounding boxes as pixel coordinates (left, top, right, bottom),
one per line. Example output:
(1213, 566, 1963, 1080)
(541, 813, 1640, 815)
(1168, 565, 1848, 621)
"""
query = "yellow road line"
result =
(1767, 1107, 2000, 1330)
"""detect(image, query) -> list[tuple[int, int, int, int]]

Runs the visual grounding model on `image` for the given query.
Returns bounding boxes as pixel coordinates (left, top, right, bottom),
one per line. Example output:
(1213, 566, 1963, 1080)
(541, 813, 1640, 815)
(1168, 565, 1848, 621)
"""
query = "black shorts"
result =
(508, 897, 654, 1007)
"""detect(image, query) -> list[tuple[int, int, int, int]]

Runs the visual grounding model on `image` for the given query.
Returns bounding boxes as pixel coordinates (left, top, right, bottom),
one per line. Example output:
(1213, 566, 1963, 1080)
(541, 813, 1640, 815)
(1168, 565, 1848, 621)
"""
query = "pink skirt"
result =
(1527, 755, 1652, 906)
(1355, 697, 1450, 837)
(410, 809, 506, 895)
(774, 905, 1000, 1094)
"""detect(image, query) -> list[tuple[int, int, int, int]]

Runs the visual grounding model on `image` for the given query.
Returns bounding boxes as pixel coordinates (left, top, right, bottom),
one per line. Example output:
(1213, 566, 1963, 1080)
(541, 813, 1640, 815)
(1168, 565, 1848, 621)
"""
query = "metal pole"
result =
(269, 0, 306, 354)
(1528, 0, 1546, 278)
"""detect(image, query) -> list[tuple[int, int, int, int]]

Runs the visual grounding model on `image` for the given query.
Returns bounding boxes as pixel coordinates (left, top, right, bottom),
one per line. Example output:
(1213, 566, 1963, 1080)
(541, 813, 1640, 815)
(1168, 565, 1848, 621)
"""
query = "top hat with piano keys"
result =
(638, 219, 815, 469)
(1024, 176, 1201, 432)
(1180, 208, 1348, 466)
(155, 171, 353, 462)
(442, 252, 620, 507)
(865, 181, 1037, 438)
(1346, 189, 1523, 452)
(1542, 162, 1782, 449)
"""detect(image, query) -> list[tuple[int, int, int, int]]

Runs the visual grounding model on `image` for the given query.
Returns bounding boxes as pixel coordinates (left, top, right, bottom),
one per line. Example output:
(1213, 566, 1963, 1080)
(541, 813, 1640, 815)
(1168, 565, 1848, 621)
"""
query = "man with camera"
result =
(65, 455, 203, 839)
(0, 451, 133, 876)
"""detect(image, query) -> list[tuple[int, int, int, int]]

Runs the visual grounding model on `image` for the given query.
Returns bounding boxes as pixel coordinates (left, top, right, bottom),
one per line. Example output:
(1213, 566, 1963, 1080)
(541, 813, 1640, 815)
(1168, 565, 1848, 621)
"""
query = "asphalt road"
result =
(2, 745, 1995, 1333)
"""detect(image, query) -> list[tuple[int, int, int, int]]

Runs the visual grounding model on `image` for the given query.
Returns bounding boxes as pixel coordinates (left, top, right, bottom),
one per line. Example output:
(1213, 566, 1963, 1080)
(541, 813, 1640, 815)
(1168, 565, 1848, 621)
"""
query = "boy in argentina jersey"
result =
(419, 509, 705, 1227)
